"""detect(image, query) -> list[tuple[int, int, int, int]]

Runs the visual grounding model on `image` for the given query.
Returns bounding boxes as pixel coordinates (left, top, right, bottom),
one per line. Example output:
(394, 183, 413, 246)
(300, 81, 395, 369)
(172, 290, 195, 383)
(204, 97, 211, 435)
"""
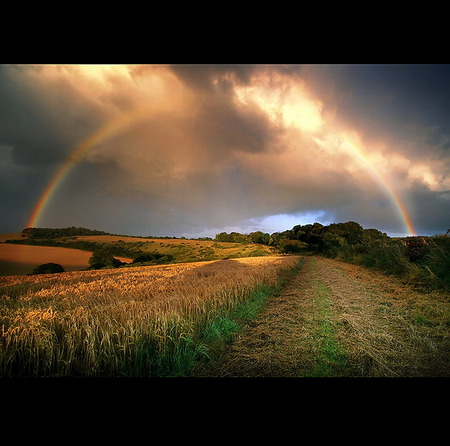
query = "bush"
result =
(132, 253, 162, 263)
(278, 239, 308, 254)
(89, 249, 124, 269)
(423, 236, 450, 287)
(132, 252, 174, 264)
(33, 263, 65, 274)
(403, 237, 431, 262)
(320, 232, 348, 258)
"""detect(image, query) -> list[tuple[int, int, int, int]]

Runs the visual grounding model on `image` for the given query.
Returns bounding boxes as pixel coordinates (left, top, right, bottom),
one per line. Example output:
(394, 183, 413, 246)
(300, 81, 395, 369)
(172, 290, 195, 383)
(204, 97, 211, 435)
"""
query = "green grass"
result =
(327, 235, 450, 292)
(187, 258, 306, 375)
(201, 317, 240, 345)
(193, 284, 287, 371)
(303, 279, 352, 377)
(112, 257, 307, 377)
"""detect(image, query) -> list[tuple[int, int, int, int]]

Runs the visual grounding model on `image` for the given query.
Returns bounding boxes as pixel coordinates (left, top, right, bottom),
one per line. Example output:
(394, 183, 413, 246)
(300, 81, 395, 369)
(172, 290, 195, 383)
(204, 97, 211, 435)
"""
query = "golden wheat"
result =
(0, 255, 299, 376)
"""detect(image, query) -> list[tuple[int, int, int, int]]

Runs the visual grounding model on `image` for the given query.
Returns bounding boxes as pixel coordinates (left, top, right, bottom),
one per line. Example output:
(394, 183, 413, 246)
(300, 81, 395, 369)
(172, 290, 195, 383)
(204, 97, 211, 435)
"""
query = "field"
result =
(72, 234, 275, 262)
(0, 255, 300, 376)
(0, 233, 274, 276)
(2, 227, 450, 378)
(0, 243, 132, 276)
(0, 232, 275, 275)
(0, 234, 24, 242)
(196, 256, 450, 377)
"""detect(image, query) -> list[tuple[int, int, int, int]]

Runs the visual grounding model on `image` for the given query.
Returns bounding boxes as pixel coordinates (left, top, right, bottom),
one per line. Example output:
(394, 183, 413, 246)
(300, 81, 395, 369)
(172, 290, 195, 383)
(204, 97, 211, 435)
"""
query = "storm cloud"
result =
(1, 64, 449, 237)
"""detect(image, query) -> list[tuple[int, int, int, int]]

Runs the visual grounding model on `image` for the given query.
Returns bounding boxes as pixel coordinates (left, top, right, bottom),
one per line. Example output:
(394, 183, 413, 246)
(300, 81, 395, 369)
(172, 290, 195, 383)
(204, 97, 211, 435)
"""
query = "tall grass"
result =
(0, 256, 301, 377)
(323, 236, 450, 291)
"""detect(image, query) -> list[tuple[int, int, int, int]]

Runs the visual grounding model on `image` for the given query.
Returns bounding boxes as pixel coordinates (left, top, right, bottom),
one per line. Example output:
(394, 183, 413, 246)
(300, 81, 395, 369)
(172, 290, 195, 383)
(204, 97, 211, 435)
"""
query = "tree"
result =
(291, 223, 324, 245)
(249, 231, 270, 245)
(215, 232, 233, 242)
(89, 248, 124, 269)
(324, 221, 364, 245)
(132, 252, 174, 264)
(363, 228, 388, 241)
(33, 263, 65, 274)
(278, 239, 308, 254)
(320, 232, 347, 255)
(215, 232, 250, 243)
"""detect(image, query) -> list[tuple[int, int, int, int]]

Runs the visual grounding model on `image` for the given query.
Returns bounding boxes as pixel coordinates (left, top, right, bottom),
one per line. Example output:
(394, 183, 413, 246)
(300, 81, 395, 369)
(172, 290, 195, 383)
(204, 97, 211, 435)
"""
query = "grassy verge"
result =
(302, 279, 352, 377)
(325, 236, 450, 292)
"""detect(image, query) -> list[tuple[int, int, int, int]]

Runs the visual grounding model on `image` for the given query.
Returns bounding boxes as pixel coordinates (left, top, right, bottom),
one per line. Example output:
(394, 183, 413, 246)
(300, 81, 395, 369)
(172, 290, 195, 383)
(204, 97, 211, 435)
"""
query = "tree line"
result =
(22, 226, 110, 238)
(214, 221, 389, 254)
(17, 223, 450, 290)
(215, 221, 450, 291)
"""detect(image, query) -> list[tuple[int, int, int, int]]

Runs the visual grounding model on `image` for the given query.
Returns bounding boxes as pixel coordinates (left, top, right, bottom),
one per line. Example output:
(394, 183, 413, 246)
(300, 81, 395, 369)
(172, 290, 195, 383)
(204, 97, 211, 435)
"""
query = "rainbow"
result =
(339, 133, 416, 236)
(26, 105, 153, 229)
(26, 107, 417, 237)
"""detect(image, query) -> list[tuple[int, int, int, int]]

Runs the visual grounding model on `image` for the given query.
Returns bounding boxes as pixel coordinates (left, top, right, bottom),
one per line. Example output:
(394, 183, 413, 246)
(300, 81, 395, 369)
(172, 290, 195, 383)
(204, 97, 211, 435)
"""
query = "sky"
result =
(1, 64, 449, 238)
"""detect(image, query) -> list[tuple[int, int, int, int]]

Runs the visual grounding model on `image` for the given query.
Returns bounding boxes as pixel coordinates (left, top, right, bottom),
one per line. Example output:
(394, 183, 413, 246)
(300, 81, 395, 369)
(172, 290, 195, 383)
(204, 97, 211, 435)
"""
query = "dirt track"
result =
(196, 256, 450, 377)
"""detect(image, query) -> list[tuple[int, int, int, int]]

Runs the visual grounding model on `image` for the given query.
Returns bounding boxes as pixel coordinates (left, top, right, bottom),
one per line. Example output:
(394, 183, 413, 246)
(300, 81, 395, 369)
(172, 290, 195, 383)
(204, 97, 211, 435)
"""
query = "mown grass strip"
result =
(303, 279, 352, 377)
(187, 257, 306, 376)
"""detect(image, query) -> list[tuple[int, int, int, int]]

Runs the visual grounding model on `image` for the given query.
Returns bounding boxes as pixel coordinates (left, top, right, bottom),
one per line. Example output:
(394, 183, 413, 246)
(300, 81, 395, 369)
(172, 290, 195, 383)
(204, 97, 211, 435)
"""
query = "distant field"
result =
(71, 234, 275, 262)
(0, 233, 274, 276)
(0, 243, 131, 276)
(0, 233, 23, 242)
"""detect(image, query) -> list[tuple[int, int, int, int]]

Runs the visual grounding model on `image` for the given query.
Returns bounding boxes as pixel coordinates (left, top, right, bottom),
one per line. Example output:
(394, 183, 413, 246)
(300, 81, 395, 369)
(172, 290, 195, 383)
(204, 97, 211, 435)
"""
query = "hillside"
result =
(0, 242, 132, 276)
(70, 234, 275, 263)
(0, 228, 277, 275)
(0, 233, 24, 243)
(3, 222, 450, 291)
(1, 224, 449, 377)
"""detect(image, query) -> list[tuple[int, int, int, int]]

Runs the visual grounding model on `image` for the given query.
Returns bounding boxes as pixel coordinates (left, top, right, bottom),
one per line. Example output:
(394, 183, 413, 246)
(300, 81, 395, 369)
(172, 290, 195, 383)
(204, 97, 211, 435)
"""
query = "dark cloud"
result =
(426, 125, 450, 154)
(407, 185, 450, 235)
(192, 97, 278, 155)
(1, 64, 450, 237)
(0, 65, 105, 166)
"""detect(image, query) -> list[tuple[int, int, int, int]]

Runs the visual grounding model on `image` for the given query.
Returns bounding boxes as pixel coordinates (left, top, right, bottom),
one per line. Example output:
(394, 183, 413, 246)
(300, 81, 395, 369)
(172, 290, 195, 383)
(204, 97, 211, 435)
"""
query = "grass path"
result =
(195, 256, 450, 377)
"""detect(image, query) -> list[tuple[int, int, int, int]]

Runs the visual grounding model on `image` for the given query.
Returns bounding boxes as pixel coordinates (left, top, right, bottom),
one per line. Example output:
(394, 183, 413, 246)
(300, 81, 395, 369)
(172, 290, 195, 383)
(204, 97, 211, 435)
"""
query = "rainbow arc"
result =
(27, 108, 416, 236)
(27, 106, 153, 229)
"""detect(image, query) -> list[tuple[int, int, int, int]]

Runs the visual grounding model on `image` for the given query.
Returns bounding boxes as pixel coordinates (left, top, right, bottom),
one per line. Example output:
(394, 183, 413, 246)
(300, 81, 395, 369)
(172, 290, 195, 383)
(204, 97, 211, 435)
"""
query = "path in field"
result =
(196, 256, 450, 377)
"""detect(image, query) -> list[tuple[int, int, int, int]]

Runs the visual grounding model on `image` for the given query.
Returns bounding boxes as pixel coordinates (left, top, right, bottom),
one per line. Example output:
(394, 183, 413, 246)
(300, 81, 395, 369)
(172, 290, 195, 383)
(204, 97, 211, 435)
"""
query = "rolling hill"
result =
(0, 229, 276, 276)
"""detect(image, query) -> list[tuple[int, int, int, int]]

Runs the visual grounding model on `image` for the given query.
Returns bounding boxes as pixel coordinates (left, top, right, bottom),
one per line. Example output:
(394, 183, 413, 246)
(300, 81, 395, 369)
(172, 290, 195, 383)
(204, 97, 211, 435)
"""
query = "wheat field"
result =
(0, 255, 299, 376)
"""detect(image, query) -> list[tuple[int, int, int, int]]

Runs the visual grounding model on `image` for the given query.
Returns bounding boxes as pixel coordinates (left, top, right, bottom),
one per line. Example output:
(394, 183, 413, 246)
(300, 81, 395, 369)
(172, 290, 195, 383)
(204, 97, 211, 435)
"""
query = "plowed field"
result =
(0, 244, 92, 275)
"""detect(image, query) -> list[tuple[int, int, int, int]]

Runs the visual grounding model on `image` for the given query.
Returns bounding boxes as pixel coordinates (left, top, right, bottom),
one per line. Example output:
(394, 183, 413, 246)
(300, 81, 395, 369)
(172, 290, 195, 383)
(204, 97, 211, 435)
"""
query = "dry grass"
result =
(199, 256, 450, 377)
(0, 255, 299, 376)
(317, 257, 450, 376)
